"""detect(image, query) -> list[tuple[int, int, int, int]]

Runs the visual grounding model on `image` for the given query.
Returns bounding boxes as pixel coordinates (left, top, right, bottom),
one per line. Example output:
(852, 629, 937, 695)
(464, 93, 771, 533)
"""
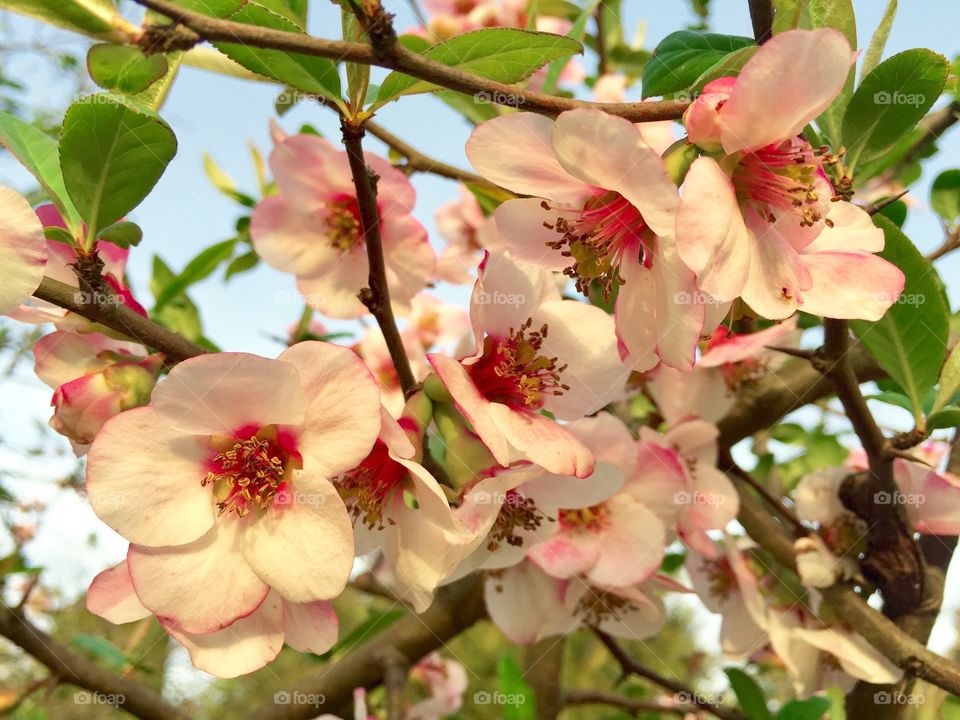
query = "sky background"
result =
(1, 0, 959, 694)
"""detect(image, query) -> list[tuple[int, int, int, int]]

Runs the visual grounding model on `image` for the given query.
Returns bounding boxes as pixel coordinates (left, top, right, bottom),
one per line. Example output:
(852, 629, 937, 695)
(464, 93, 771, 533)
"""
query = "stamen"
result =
(202, 437, 288, 517)
(486, 490, 551, 551)
(334, 441, 408, 530)
(325, 194, 364, 251)
(573, 586, 633, 625)
(558, 504, 609, 531)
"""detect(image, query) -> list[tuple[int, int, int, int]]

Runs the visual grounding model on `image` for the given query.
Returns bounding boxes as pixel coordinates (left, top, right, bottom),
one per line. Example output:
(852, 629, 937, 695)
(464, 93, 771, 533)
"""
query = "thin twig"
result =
(131, 0, 690, 122)
(747, 0, 774, 43)
(563, 689, 694, 716)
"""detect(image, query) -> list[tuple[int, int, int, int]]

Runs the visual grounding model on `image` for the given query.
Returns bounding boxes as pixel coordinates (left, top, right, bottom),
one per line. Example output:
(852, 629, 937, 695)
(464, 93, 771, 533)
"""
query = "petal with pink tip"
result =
(128, 518, 270, 634)
(719, 28, 854, 153)
(521, 462, 624, 511)
(283, 599, 339, 654)
(169, 592, 284, 678)
(381, 215, 436, 315)
(586, 494, 665, 586)
(551, 109, 678, 237)
(466, 113, 590, 204)
(152, 353, 306, 436)
(251, 195, 343, 277)
(675, 157, 751, 302)
(86, 407, 215, 546)
(242, 471, 354, 602)
(277, 341, 382, 478)
(487, 402, 595, 477)
(741, 216, 811, 320)
(799, 251, 904, 321)
(528, 534, 599, 579)
(86, 560, 151, 624)
(493, 199, 575, 271)
(565, 413, 637, 474)
(0, 186, 46, 315)
(269, 134, 351, 204)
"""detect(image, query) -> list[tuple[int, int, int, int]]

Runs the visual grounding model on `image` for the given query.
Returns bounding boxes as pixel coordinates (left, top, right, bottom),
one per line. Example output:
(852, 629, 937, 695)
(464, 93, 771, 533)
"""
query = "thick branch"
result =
(131, 0, 689, 122)
(341, 121, 418, 395)
(594, 631, 746, 720)
(33, 277, 207, 362)
(747, 0, 775, 43)
(247, 575, 486, 720)
(0, 603, 189, 720)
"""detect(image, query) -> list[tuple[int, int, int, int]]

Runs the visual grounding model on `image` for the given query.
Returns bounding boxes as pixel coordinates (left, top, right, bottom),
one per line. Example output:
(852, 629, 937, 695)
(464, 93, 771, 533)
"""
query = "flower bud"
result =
(683, 77, 736, 152)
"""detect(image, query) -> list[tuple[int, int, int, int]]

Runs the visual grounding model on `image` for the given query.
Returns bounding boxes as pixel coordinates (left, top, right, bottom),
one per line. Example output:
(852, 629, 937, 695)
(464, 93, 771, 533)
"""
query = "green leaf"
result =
(44, 226, 74, 244)
(87, 44, 169, 95)
(876, 198, 907, 227)
(178, 0, 342, 105)
(0, 0, 124, 41)
(865, 390, 915, 413)
(642, 31, 754, 98)
(374, 29, 583, 106)
(932, 342, 960, 413)
(150, 256, 204, 341)
(725, 667, 773, 720)
(96, 220, 142, 248)
(851, 216, 949, 420)
(842, 49, 949, 168)
(777, 696, 832, 720)
(861, 0, 898, 79)
(225, 250, 259, 279)
(497, 652, 536, 720)
(689, 45, 758, 93)
(72, 634, 128, 670)
(341, 7, 370, 110)
(926, 406, 960, 430)
(0, 110, 82, 234)
(931, 169, 960, 224)
(154, 238, 236, 308)
(59, 95, 177, 237)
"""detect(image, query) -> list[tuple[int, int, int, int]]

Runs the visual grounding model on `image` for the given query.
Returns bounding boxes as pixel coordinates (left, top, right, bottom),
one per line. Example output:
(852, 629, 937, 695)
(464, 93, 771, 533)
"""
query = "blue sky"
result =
(1, 0, 959, 677)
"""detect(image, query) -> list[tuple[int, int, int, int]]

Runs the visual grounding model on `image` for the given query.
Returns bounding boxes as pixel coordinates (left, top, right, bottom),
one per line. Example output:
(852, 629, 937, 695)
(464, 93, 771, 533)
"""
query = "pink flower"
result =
(0, 187, 46, 316)
(251, 132, 435, 319)
(36, 332, 162, 453)
(354, 326, 427, 417)
(466, 109, 704, 371)
(336, 409, 472, 611)
(408, 653, 468, 719)
(676, 29, 904, 321)
(427, 252, 629, 476)
(85, 342, 381, 634)
(434, 187, 502, 284)
(87, 559, 338, 677)
(407, 293, 469, 348)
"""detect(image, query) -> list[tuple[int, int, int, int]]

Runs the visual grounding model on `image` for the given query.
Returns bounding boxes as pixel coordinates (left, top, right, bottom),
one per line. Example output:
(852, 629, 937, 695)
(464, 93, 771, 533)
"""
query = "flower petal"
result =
(799, 251, 904, 321)
(493, 199, 573, 271)
(282, 599, 339, 654)
(251, 195, 342, 277)
(487, 402, 595, 477)
(0, 186, 46, 315)
(86, 560, 151, 624)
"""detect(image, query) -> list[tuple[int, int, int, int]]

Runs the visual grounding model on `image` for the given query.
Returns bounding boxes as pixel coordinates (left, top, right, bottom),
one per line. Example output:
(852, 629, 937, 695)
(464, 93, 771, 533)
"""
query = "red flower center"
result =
(334, 440, 409, 530)
(325, 193, 367, 251)
(467, 319, 568, 410)
(558, 504, 609, 532)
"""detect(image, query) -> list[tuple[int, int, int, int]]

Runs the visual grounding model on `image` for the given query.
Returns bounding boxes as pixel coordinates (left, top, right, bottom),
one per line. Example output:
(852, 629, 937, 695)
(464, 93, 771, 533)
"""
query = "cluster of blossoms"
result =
(2, 22, 954, 705)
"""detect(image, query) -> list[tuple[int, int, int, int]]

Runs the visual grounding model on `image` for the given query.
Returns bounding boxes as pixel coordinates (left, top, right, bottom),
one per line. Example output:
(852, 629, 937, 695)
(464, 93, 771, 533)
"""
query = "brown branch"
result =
(926, 226, 960, 262)
(593, 631, 746, 720)
(378, 646, 409, 720)
(341, 120, 418, 396)
(0, 603, 189, 720)
(563, 689, 694, 716)
(130, 0, 689, 122)
(364, 120, 495, 187)
(32, 277, 207, 362)
(747, 0, 774, 43)
(247, 575, 486, 720)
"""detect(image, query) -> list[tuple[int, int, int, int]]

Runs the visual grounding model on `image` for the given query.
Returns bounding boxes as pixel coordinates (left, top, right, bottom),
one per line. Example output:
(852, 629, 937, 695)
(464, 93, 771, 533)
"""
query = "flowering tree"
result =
(2, 0, 960, 718)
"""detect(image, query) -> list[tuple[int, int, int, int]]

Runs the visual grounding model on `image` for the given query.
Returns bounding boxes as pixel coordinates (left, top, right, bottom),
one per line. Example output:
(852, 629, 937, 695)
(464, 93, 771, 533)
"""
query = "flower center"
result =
(558, 504, 609, 532)
(334, 440, 408, 530)
(573, 586, 633, 626)
(733, 138, 839, 228)
(542, 190, 650, 298)
(325, 193, 365, 251)
(202, 429, 298, 517)
(467, 319, 569, 410)
(486, 489, 550, 551)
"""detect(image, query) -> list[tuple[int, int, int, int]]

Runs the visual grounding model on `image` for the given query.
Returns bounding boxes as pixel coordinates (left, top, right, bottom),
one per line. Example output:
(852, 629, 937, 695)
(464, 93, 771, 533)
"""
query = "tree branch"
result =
(747, 0, 775, 43)
(0, 603, 189, 720)
(131, 0, 689, 122)
(341, 120, 418, 396)
(247, 575, 486, 720)
(563, 689, 694, 715)
(32, 277, 207, 362)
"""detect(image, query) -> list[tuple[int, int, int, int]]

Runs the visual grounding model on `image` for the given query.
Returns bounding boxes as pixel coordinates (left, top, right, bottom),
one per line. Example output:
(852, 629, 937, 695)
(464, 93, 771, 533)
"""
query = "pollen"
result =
(333, 440, 408, 530)
(325, 194, 365, 251)
(486, 490, 551, 551)
(202, 436, 289, 517)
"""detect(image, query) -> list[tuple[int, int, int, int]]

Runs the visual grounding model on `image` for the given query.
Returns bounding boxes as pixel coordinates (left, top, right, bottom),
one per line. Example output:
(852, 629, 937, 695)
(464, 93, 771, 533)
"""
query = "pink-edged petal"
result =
(804, 201, 884, 254)
(741, 215, 811, 320)
(466, 113, 590, 204)
(472, 251, 562, 341)
(678, 467, 739, 555)
(152, 353, 306, 436)
(551, 109, 678, 237)
(565, 413, 637, 474)
(269, 134, 351, 203)
(719, 28, 854, 153)
(676, 157, 751, 301)
(86, 560, 151, 624)
(493, 199, 573, 271)
(86, 407, 215, 546)
(483, 562, 579, 643)
(283, 599, 339, 654)
(622, 441, 689, 524)
(586, 495, 665, 586)
(242, 471, 354, 602)
(295, 246, 370, 319)
(250, 195, 342, 277)
(537, 300, 629, 418)
(277, 341, 382, 478)
(128, 518, 269, 634)
(0, 186, 46, 315)
(487, 402, 595, 477)
(528, 534, 599, 579)
(427, 352, 510, 465)
(365, 153, 417, 215)
(799, 251, 904, 321)
(698, 316, 799, 367)
(169, 592, 284, 678)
